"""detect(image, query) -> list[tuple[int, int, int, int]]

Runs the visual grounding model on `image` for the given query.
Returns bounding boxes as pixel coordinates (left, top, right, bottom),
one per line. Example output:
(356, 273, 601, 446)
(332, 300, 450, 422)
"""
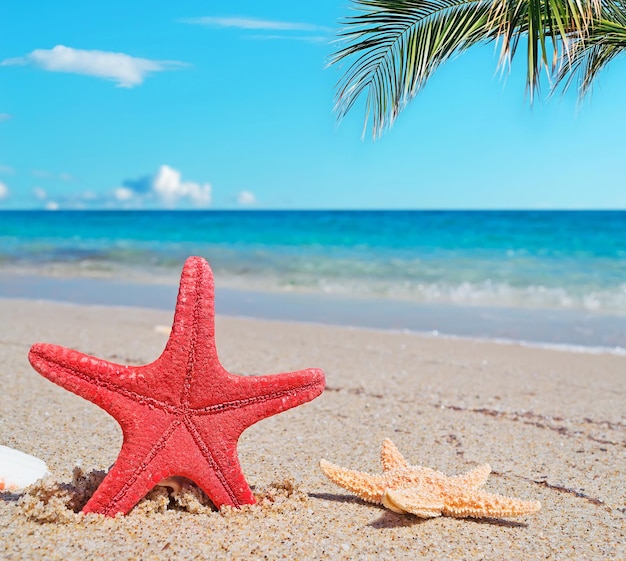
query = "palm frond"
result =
(483, 0, 598, 96)
(555, 0, 626, 97)
(331, 0, 610, 137)
(331, 0, 497, 137)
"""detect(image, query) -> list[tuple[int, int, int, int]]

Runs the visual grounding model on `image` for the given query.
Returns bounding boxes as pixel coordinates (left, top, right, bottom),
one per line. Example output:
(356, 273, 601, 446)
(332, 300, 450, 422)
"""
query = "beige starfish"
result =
(319, 439, 541, 519)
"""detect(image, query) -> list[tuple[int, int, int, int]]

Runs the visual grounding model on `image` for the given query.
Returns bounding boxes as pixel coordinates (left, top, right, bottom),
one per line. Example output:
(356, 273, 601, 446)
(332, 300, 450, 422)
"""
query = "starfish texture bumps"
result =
(320, 439, 541, 519)
(29, 256, 325, 516)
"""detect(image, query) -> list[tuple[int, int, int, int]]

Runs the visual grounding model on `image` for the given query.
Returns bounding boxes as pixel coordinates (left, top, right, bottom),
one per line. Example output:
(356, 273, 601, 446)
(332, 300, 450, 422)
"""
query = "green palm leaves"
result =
(332, 0, 496, 136)
(556, 0, 626, 96)
(331, 0, 622, 137)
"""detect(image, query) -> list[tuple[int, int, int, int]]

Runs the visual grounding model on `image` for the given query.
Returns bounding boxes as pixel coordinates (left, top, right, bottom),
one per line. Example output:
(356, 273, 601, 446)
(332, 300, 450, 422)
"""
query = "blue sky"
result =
(1, 0, 625, 210)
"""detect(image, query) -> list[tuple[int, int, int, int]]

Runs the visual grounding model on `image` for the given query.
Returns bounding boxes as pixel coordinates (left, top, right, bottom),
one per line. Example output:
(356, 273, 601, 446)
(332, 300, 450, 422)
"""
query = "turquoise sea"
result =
(1, 210, 625, 350)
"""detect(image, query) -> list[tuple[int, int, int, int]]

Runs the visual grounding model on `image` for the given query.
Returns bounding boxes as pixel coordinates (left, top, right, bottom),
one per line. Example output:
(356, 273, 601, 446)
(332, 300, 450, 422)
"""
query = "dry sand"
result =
(1, 298, 625, 560)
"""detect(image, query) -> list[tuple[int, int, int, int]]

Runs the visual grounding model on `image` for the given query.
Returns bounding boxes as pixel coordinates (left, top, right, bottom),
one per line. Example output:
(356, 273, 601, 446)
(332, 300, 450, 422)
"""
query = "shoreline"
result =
(1, 270, 625, 354)
(1, 298, 625, 559)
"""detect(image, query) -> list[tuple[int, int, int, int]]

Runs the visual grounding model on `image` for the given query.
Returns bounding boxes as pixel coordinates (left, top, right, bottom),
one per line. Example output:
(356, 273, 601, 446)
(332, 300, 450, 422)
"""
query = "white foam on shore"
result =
(221, 313, 626, 357)
(416, 330, 626, 356)
(1, 271, 625, 356)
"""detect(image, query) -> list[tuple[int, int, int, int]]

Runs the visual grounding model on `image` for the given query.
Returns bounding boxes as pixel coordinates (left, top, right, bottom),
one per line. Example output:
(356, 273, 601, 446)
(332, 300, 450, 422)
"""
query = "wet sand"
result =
(1, 298, 625, 560)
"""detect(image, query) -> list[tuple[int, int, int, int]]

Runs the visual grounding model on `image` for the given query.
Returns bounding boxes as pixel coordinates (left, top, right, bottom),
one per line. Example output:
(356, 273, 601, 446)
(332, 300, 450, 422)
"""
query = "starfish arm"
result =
(178, 448, 255, 509)
(380, 439, 408, 472)
(442, 488, 541, 518)
(450, 464, 492, 490)
(383, 486, 444, 517)
(158, 257, 326, 411)
(82, 417, 255, 515)
(29, 343, 116, 398)
(177, 416, 255, 508)
(28, 344, 172, 417)
(157, 256, 222, 398)
(319, 459, 387, 504)
(192, 368, 325, 432)
(163, 256, 217, 354)
(83, 417, 184, 516)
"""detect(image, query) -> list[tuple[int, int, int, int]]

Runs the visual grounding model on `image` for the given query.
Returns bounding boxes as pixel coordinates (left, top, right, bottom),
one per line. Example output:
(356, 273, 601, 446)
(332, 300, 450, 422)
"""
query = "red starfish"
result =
(28, 256, 325, 516)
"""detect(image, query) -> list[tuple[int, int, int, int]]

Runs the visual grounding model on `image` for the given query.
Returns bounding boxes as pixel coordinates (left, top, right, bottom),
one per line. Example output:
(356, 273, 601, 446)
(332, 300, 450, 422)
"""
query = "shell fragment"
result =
(0, 445, 49, 491)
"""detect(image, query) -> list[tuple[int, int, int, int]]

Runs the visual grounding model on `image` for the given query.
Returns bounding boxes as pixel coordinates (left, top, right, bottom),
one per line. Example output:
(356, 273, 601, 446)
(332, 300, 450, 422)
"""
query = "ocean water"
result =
(1, 210, 625, 349)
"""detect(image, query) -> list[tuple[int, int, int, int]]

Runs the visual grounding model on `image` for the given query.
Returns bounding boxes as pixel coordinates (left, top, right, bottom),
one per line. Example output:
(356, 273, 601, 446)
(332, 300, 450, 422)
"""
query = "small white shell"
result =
(0, 445, 50, 491)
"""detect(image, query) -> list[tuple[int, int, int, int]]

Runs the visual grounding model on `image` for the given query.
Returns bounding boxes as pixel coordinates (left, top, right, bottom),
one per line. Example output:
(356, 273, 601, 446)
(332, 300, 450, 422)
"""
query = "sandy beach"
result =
(1, 297, 625, 560)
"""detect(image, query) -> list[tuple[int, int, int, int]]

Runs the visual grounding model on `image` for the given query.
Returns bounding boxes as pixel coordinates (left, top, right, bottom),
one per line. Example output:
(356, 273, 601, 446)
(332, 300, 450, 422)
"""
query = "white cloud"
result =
(114, 186, 134, 201)
(180, 16, 331, 32)
(0, 181, 8, 199)
(0, 113, 11, 122)
(116, 166, 212, 208)
(33, 186, 47, 199)
(0, 164, 14, 174)
(32, 188, 108, 210)
(2, 45, 186, 88)
(32, 169, 75, 181)
(237, 190, 256, 205)
(81, 190, 98, 201)
(247, 34, 329, 43)
(153, 165, 211, 206)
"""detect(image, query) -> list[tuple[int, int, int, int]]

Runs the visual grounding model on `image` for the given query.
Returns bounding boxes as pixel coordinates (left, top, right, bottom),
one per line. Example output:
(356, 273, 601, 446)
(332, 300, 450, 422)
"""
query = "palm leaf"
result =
(555, 0, 626, 97)
(331, 0, 603, 137)
(464, 0, 597, 93)
(331, 0, 498, 137)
